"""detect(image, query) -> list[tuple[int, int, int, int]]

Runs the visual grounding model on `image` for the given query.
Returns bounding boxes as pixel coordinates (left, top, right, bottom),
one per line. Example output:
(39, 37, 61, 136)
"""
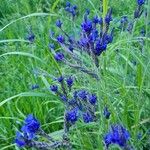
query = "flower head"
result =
(82, 112, 93, 123)
(65, 108, 78, 124)
(104, 124, 130, 148)
(66, 76, 74, 88)
(81, 19, 93, 33)
(50, 85, 58, 92)
(57, 35, 65, 43)
(54, 52, 64, 61)
(77, 90, 88, 100)
(88, 94, 97, 105)
(56, 19, 63, 28)
(137, 0, 145, 6)
(15, 114, 40, 147)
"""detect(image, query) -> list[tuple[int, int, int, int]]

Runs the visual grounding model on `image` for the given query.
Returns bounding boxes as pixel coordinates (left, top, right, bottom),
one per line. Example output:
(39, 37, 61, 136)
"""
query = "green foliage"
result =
(0, 0, 150, 149)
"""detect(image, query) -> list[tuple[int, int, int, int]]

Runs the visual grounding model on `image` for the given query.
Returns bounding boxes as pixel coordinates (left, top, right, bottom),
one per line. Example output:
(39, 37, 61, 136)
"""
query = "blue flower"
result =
(54, 52, 64, 61)
(88, 94, 97, 105)
(103, 107, 111, 119)
(31, 84, 39, 90)
(105, 8, 112, 25)
(15, 132, 26, 147)
(66, 76, 74, 88)
(65, 108, 78, 124)
(82, 112, 93, 123)
(21, 114, 40, 135)
(104, 124, 130, 148)
(15, 115, 40, 147)
(56, 19, 63, 28)
(68, 45, 74, 52)
(57, 76, 64, 82)
(60, 94, 68, 102)
(77, 90, 88, 100)
(27, 32, 35, 43)
(93, 15, 99, 24)
(81, 19, 93, 33)
(65, 2, 78, 17)
(137, 0, 145, 5)
(95, 40, 107, 56)
(50, 85, 58, 92)
(57, 35, 65, 43)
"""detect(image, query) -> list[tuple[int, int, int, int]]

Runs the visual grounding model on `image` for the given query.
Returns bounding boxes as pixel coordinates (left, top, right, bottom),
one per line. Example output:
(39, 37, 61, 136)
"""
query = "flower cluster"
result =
(50, 75, 97, 128)
(104, 124, 130, 149)
(15, 114, 40, 147)
(49, 2, 114, 70)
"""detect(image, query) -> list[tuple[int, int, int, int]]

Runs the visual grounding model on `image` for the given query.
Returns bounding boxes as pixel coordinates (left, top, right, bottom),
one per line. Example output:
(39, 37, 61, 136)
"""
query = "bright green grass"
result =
(0, 0, 150, 149)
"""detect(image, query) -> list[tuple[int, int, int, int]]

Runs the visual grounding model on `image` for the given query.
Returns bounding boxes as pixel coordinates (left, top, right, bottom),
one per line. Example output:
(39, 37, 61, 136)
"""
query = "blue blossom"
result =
(93, 15, 99, 24)
(27, 31, 35, 43)
(94, 40, 107, 56)
(31, 84, 39, 90)
(50, 85, 58, 92)
(68, 45, 74, 52)
(21, 114, 40, 135)
(56, 19, 63, 28)
(54, 52, 64, 61)
(60, 94, 68, 102)
(105, 8, 112, 25)
(82, 112, 93, 123)
(65, 2, 78, 17)
(66, 76, 74, 88)
(88, 94, 97, 105)
(57, 76, 64, 82)
(65, 108, 78, 124)
(57, 35, 65, 43)
(77, 90, 88, 100)
(103, 107, 111, 119)
(15, 115, 40, 147)
(81, 19, 93, 33)
(15, 132, 26, 147)
(104, 124, 130, 148)
(137, 0, 145, 6)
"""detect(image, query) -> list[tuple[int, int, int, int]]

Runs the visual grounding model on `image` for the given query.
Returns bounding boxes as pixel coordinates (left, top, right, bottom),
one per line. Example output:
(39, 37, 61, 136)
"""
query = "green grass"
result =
(0, 0, 150, 149)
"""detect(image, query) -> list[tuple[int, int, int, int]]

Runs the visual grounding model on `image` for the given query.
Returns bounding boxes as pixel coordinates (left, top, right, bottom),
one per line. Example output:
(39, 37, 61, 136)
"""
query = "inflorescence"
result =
(49, 1, 114, 76)
(50, 75, 97, 130)
(104, 124, 130, 149)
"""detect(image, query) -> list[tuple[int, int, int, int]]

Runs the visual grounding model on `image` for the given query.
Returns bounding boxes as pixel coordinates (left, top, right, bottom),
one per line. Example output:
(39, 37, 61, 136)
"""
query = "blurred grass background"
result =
(0, 0, 150, 149)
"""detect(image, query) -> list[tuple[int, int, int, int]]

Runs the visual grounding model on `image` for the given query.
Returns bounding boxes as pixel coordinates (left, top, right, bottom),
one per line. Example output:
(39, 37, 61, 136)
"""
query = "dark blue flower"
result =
(66, 1, 71, 7)
(54, 52, 64, 61)
(88, 94, 97, 105)
(103, 107, 111, 119)
(93, 16, 99, 24)
(60, 94, 68, 102)
(57, 76, 64, 82)
(105, 8, 112, 25)
(66, 76, 74, 88)
(50, 85, 58, 92)
(21, 114, 40, 134)
(95, 40, 107, 56)
(56, 19, 63, 28)
(15, 132, 26, 147)
(77, 90, 88, 100)
(57, 35, 65, 43)
(137, 0, 145, 5)
(104, 124, 130, 148)
(65, 108, 78, 124)
(27, 32, 35, 43)
(81, 19, 93, 33)
(31, 84, 39, 90)
(65, 2, 78, 17)
(82, 112, 93, 123)
(68, 45, 74, 52)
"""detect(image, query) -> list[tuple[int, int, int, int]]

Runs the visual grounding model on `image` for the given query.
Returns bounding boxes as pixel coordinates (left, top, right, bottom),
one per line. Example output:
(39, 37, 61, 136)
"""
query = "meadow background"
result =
(0, 0, 150, 149)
